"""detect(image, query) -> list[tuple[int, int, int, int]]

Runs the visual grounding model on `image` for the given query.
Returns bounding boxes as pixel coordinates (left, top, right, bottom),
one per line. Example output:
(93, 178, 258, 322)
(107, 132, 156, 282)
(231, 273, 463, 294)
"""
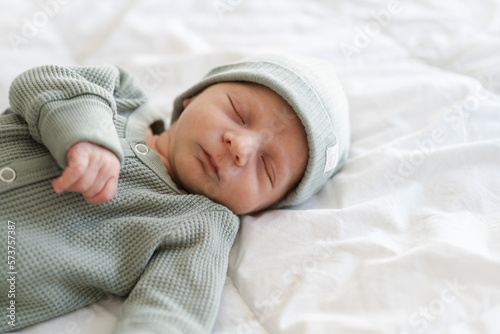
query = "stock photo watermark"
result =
(399, 278, 467, 333)
(141, 64, 170, 92)
(223, 238, 336, 334)
(212, 0, 242, 20)
(7, 0, 74, 54)
(340, 0, 409, 63)
(6, 220, 17, 328)
(385, 73, 500, 189)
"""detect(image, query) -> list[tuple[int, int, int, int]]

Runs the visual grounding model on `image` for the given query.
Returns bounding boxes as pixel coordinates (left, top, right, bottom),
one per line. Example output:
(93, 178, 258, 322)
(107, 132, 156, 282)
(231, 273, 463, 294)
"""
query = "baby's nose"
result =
(224, 131, 260, 166)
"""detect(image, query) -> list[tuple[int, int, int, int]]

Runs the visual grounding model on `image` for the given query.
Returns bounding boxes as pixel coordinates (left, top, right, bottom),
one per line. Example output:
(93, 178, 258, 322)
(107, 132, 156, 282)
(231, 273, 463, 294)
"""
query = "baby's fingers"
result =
(52, 151, 90, 193)
(52, 141, 121, 204)
(79, 159, 120, 202)
(83, 176, 118, 205)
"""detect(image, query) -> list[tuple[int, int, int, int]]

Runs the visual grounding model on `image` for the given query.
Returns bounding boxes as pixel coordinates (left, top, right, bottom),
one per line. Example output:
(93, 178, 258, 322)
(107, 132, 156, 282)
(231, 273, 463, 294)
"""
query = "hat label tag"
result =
(324, 144, 339, 173)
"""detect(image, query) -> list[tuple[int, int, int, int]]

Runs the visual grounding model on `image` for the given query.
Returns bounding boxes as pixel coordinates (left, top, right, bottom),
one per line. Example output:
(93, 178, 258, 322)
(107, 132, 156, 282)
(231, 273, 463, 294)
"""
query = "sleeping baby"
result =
(0, 54, 349, 333)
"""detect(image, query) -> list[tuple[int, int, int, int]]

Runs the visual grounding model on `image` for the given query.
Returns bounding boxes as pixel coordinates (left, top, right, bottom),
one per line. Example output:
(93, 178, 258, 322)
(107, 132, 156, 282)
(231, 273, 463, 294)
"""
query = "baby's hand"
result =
(52, 141, 121, 204)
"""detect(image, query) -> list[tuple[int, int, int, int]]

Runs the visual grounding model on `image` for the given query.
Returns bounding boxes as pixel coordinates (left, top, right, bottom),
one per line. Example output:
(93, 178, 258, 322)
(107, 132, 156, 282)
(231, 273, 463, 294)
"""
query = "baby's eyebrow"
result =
(240, 88, 264, 116)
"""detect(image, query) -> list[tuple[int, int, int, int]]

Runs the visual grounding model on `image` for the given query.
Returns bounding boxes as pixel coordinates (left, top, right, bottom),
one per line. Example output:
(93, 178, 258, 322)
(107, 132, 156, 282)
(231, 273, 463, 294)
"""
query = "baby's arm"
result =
(52, 141, 120, 204)
(113, 211, 239, 334)
(8, 64, 147, 203)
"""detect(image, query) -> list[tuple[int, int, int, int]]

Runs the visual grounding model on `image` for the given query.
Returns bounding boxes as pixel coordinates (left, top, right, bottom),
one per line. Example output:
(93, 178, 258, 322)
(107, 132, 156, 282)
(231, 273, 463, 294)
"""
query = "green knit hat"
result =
(171, 53, 350, 208)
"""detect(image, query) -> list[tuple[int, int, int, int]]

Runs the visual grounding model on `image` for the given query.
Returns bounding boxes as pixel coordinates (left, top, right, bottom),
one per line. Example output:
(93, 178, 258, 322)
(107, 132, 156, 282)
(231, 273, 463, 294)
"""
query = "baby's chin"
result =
(180, 179, 265, 214)
(216, 198, 265, 215)
(202, 191, 252, 214)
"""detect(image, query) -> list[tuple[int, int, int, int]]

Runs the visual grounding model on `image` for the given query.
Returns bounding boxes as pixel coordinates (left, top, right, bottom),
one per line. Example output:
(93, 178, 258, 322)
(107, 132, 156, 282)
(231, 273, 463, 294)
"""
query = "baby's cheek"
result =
(235, 186, 266, 213)
(201, 181, 221, 200)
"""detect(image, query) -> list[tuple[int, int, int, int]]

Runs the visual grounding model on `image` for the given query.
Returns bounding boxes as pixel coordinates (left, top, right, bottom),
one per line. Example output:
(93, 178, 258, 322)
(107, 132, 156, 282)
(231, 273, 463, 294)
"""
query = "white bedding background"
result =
(1, 0, 500, 333)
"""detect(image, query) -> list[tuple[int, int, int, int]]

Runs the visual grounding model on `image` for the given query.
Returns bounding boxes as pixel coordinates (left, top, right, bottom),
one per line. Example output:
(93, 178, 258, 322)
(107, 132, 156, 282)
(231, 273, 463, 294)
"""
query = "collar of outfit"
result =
(125, 103, 185, 195)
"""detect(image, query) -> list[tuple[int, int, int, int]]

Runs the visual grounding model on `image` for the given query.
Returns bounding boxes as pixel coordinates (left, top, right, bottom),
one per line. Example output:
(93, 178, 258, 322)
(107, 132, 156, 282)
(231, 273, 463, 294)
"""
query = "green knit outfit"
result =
(0, 65, 240, 334)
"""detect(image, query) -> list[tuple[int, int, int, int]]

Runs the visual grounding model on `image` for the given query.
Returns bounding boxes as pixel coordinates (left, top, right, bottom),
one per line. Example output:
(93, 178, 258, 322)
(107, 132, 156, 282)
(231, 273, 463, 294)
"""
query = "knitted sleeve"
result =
(113, 210, 240, 334)
(7, 64, 148, 168)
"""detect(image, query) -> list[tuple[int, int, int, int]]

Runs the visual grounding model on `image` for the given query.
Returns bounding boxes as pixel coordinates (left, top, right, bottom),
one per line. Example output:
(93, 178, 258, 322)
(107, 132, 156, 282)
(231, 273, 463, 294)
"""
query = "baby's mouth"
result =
(202, 148, 219, 179)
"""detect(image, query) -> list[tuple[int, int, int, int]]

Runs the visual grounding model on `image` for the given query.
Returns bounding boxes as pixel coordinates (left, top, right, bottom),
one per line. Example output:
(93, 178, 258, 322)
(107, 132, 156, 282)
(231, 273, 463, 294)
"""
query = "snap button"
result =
(134, 143, 149, 155)
(0, 167, 16, 183)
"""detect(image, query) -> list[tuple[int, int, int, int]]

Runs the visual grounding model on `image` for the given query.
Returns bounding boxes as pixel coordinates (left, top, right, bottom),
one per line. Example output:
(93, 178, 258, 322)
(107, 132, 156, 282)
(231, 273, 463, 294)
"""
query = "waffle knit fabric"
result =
(172, 54, 350, 208)
(0, 65, 239, 334)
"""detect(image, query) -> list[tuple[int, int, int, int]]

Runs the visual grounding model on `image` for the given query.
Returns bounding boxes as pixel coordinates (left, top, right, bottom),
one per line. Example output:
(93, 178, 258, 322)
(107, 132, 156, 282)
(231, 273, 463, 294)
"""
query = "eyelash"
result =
(229, 96, 245, 124)
(261, 156, 273, 186)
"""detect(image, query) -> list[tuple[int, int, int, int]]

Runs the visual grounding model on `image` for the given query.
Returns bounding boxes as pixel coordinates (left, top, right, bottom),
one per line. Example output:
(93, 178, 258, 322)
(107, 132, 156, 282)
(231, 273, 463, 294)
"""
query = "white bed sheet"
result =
(1, 0, 499, 333)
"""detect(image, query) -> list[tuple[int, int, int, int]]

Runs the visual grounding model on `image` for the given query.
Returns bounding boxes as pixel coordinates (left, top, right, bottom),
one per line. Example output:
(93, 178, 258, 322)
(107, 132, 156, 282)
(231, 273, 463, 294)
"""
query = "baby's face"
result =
(166, 82, 308, 214)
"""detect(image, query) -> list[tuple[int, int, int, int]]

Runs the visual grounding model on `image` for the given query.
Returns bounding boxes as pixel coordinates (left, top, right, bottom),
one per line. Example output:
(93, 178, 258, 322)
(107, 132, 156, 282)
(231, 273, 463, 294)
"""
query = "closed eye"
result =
(228, 95, 245, 125)
(261, 156, 274, 186)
